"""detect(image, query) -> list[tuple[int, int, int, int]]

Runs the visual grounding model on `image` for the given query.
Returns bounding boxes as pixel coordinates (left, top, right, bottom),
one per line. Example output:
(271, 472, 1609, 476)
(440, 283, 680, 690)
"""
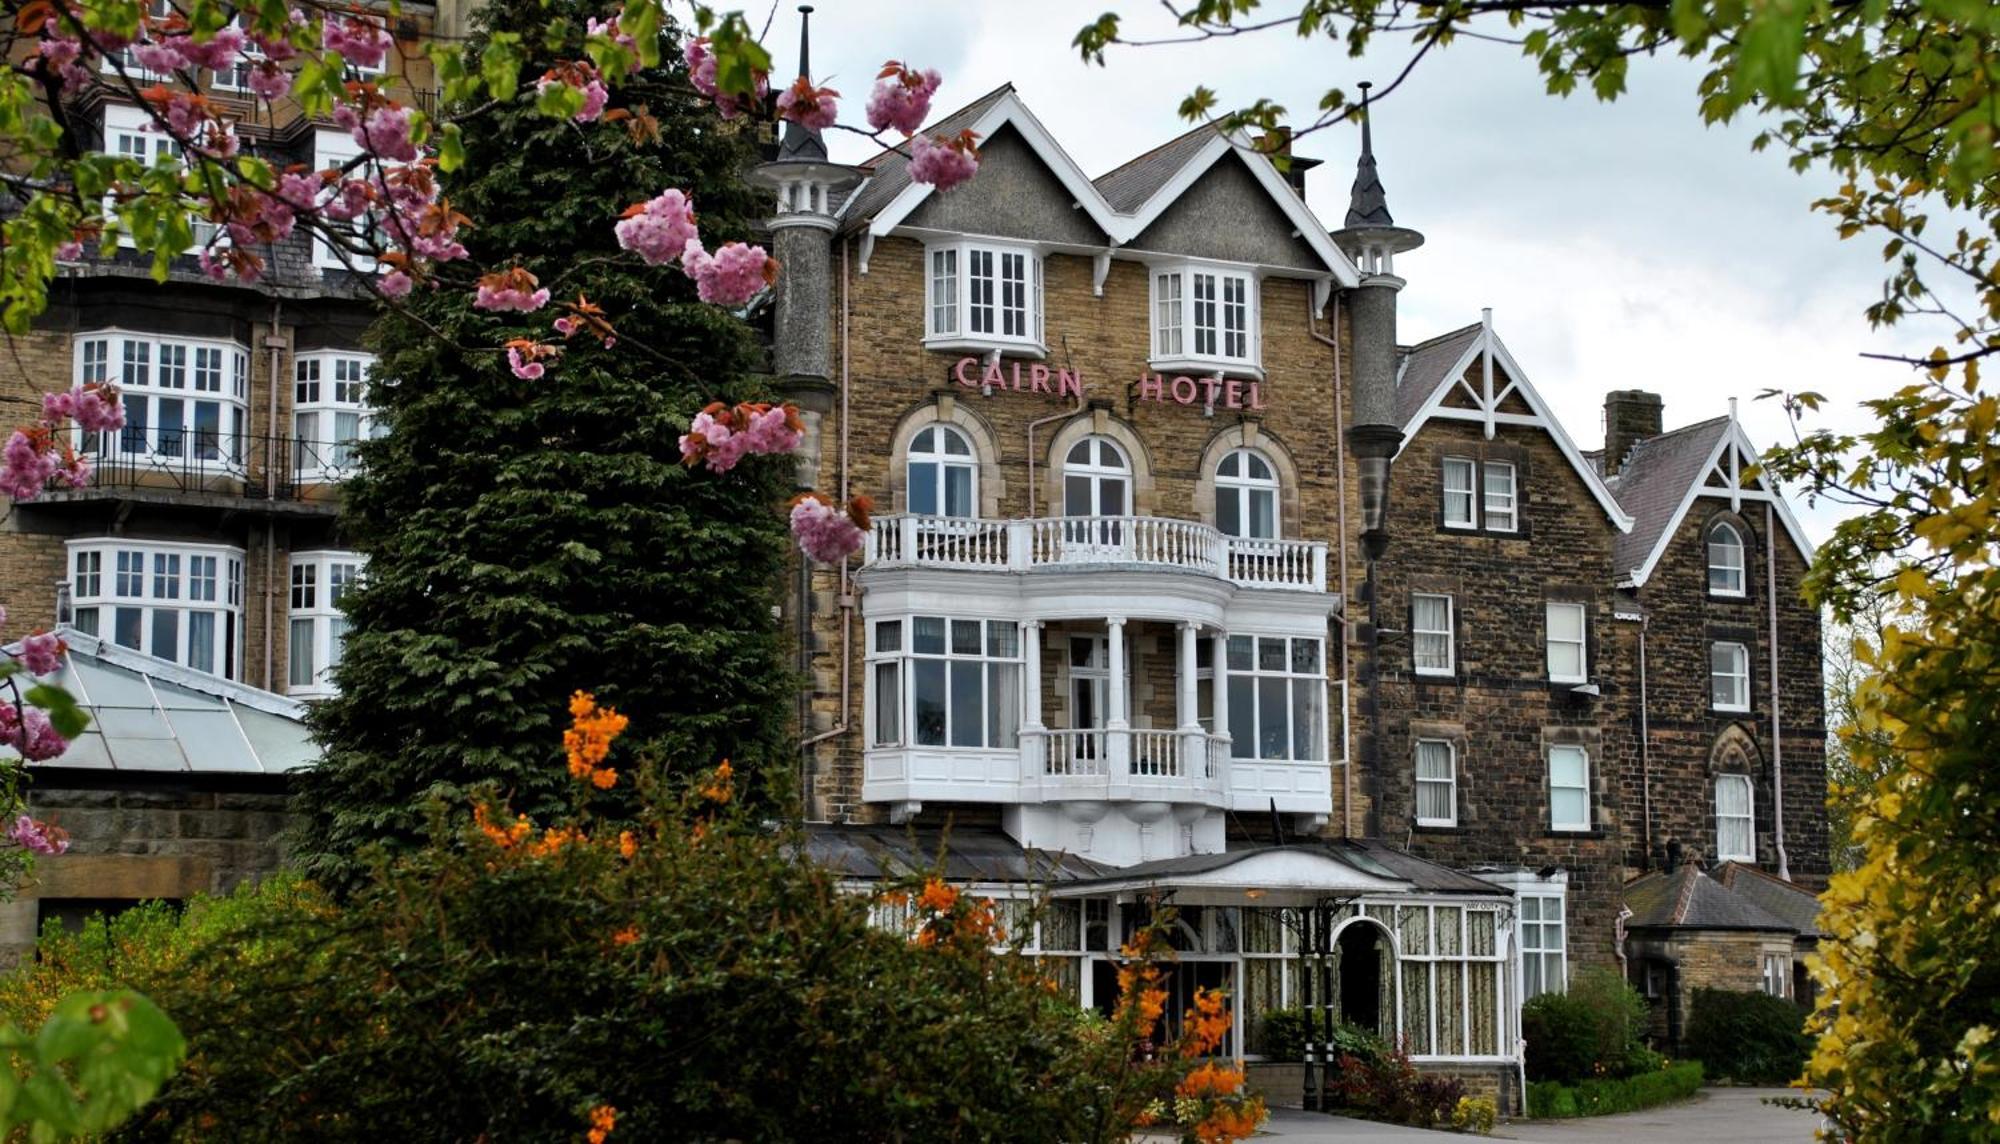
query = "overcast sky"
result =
(763, 0, 1940, 543)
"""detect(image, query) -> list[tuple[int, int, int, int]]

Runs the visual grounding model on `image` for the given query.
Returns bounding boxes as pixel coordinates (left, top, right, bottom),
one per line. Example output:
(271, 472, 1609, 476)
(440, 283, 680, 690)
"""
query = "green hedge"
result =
(1526, 1061, 1705, 1118)
(1685, 988, 1811, 1084)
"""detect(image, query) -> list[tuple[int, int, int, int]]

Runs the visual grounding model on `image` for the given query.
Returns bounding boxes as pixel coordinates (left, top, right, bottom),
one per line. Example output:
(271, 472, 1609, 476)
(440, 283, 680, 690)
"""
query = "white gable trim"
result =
(1622, 421, 1815, 587)
(1396, 324, 1634, 531)
(1058, 849, 1416, 898)
(867, 91, 1126, 243)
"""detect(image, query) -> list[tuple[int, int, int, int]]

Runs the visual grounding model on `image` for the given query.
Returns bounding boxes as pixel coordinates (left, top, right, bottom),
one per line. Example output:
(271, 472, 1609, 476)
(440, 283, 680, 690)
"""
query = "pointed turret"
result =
(774, 4, 829, 164)
(1331, 83, 1425, 274)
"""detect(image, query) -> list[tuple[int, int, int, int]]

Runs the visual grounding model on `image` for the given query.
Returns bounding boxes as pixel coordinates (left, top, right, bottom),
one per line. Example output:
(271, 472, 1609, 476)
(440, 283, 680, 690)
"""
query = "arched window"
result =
(1707, 522, 1746, 596)
(907, 425, 976, 518)
(1216, 448, 1279, 538)
(1715, 774, 1754, 861)
(1062, 437, 1130, 518)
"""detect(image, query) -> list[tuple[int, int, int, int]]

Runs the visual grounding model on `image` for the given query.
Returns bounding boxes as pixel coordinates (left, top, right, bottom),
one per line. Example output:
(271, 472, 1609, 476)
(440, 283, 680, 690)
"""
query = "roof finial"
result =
(775, 4, 830, 164)
(1344, 81, 1396, 229)
(795, 5, 812, 81)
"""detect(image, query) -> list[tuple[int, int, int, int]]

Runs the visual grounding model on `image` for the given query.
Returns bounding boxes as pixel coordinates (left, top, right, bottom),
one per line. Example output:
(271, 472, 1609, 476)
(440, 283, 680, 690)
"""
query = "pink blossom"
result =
(322, 178, 373, 222)
(55, 240, 83, 260)
(588, 12, 638, 53)
(351, 104, 417, 163)
(682, 240, 774, 307)
(553, 316, 580, 337)
(50, 452, 91, 490)
(322, 15, 391, 70)
(6, 814, 69, 855)
(614, 189, 699, 267)
(132, 40, 182, 74)
(69, 387, 124, 433)
(17, 632, 64, 676)
(247, 61, 290, 100)
(506, 346, 544, 380)
(197, 248, 230, 282)
(0, 704, 68, 764)
(1, 430, 56, 500)
(684, 36, 765, 118)
(250, 16, 301, 62)
(908, 132, 980, 192)
(866, 63, 940, 136)
(679, 410, 743, 473)
(775, 76, 838, 131)
(677, 401, 802, 473)
(276, 171, 320, 210)
(790, 495, 866, 564)
(38, 35, 87, 89)
(378, 270, 413, 298)
(575, 78, 609, 122)
(169, 24, 245, 72)
(742, 404, 802, 455)
(474, 268, 550, 313)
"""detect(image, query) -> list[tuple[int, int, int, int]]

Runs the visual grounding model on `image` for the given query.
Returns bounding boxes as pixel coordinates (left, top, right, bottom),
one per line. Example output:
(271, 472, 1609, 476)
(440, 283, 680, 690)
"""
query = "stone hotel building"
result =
(0, 13, 1830, 1111)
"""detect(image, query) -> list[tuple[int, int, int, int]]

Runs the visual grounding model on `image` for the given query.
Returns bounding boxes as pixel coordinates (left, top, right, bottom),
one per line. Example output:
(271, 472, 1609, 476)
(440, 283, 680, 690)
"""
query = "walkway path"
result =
(1260, 1088, 1821, 1142)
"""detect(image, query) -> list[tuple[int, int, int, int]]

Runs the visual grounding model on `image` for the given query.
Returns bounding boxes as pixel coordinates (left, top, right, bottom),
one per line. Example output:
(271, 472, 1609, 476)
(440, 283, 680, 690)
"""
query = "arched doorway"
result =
(1337, 921, 1392, 1039)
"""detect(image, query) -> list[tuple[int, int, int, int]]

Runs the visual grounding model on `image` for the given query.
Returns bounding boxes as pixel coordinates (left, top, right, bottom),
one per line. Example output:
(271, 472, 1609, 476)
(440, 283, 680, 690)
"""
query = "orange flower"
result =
(612, 926, 639, 947)
(473, 803, 533, 848)
(590, 767, 618, 790)
(586, 1104, 617, 1144)
(1183, 985, 1233, 1056)
(526, 825, 586, 858)
(564, 690, 629, 789)
(617, 831, 637, 859)
(1176, 1061, 1246, 1100)
(699, 759, 734, 803)
(916, 877, 959, 914)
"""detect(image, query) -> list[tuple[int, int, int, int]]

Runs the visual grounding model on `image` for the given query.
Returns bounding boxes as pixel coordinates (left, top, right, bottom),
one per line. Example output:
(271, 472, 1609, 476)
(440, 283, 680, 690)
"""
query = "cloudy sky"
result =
(762, 0, 1942, 542)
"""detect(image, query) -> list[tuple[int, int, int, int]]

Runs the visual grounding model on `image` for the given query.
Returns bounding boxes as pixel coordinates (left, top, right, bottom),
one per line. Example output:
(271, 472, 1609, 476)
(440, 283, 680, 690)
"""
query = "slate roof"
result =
(801, 823, 1108, 883)
(1624, 864, 1798, 933)
(1605, 416, 1729, 580)
(1394, 323, 1482, 428)
(836, 83, 1017, 232)
(1063, 840, 1509, 895)
(1092, 123, 1216, 213)
(1715, 862, 1825, 939)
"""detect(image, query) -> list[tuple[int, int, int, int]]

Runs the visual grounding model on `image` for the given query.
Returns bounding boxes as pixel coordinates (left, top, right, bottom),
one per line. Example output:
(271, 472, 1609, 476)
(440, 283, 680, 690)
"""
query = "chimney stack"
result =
(1602, 390, 1663, 477)
(1257, 127, 1320, 196)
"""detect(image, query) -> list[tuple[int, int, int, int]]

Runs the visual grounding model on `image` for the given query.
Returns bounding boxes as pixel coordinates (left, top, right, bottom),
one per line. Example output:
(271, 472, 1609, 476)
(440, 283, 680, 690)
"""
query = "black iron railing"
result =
(78, 430, 359, 500)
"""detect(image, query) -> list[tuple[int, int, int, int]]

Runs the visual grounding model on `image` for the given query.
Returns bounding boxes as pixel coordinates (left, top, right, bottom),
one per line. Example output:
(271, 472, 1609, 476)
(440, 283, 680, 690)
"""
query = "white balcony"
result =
(864, 514, 1327, 593)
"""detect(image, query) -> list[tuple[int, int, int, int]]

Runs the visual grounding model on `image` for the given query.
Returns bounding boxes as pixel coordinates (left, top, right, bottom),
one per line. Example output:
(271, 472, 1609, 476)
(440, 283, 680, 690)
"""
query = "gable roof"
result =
(843, 89, 1359, 283)
(1715, 862, 1825, 939)
(1624, 865, 1798, 933)
(1608, 414, 1815, 587)
(1393, 318, 1633, 531)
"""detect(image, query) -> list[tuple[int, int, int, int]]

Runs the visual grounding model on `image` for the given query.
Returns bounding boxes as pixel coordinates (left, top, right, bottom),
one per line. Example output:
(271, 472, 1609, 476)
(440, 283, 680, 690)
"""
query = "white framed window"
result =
(1061, 436, 1130, 518)
(1711, 641, 1750, 711)
(67, 539, 243, 678)
(293, 351, 379, 482)
(1215, 449, 1278, 539)
(312, 128, 379, 271)
(102, 103, 224, 250)
(1519, 893, 1567, 998)
(1483, 462, 1517, 532)
(1708, 522, 1747, 596)
(1442, 457, 1476, 528)
(1548, 744, 1591, 831)
(1763, 953, 1788, 998)
(1150, 262, 1259, 372)
(74, 330, 249, 469)
(1414, 739, 1455, 826)
(1412, 593, 1454, 676)
(288, 551, 364, 697)
(1545, 601, 1587, 683)
(105, 0, 176, 80)
(870, 617, 1021, 749)
(906, 425, 976, 518)
(1225, 635, 1325, 762)
(1716, 774, 1754, 861)
(923, 240, 1042, 352)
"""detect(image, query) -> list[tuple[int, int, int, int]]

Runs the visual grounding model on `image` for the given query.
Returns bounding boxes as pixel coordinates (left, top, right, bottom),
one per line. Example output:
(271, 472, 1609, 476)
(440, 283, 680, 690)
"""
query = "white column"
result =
(1022, 621, 1044, 730)
(1211, 631, 1231, 755)
(1107, 618, 1128, 728)
(1177, 621, 1200, 729)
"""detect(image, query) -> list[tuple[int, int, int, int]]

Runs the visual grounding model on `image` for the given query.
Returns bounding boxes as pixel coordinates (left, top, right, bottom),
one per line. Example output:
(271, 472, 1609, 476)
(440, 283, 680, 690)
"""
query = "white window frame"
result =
(1548, 744, 1591, 832)
(1442, 457, 1476, 529)
(1060, 436, 1132, 518)
(1762, 953, 1789, 998)
(288, 550, 365, 698)
(1544, 601, 1588, 684)
(74, 329, 250, 470)
(67, 538, 244, 678)
(871, 616, 1023, 751)
(293, 350, 378, 483)
(1414, 739, 1456, 827)
(1149, 261, 1260, 374)
(1518, 892, 1568, 999)
(1707, 522, 1747, 596)
(103, 0, 176, 81)
(312, 128, 379, 272)
(1412, 593, 1455, 676)
(1483, 461, 1518, 532)
(1716, 774, 1755, 861)
(905, 424, 978, 519)
(102, 103, 224, 251)
(922, 239, 1043, 354)
(1711, 641, 1751, 711)
(1215, 448, 1279, 539)
(1224, 634, 1326, 763)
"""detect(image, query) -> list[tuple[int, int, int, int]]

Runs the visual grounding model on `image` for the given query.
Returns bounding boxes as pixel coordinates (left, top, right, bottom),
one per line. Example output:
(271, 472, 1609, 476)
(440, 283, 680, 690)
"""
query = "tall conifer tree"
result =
(292, 2, 793, 886)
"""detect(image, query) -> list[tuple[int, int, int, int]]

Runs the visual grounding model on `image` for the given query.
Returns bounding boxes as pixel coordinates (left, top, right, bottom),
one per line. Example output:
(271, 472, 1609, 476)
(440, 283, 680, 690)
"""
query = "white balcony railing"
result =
(864, 514, 1327, 592)
(1029, 727, 1227, 783)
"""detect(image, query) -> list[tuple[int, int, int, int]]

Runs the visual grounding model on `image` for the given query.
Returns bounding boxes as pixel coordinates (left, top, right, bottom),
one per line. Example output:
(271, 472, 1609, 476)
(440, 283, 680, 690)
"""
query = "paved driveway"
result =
(1261, 1088, 1821, 1142)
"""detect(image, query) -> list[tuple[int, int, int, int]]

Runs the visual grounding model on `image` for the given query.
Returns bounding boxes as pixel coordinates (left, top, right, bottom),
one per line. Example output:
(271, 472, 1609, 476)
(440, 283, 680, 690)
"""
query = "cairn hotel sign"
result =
(952, 357, 1269, 410)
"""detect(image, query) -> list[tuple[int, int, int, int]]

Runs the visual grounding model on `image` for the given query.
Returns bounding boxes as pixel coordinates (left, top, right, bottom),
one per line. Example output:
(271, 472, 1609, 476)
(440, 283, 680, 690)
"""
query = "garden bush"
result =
(1525, 1060, 1704, 1118)
(1257, 1008, 1308, 1060)
(1521, 967, 1651, 1082)
(1452, 1094, 1498, 1134)
(1685, 988, 1812, 1084)
(1324, 1046, 1466, 1129)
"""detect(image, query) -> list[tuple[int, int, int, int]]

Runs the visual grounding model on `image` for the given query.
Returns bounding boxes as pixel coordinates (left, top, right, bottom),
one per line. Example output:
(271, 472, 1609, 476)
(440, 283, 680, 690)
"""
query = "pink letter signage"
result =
(1135, 372, 1266, 411)
(954, 356, 1084, 398)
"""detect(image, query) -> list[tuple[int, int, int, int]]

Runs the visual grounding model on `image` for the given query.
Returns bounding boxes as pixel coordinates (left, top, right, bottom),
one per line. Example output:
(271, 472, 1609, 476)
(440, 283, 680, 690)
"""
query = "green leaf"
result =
(481, 32, 523, 103)
(436, 124, 466, 173)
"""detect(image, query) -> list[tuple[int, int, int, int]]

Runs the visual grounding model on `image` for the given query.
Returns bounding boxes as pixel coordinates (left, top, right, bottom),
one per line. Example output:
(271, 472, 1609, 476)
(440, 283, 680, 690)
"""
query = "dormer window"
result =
(924, 240, 1043, 354)
(1151, 262, 1258, 374)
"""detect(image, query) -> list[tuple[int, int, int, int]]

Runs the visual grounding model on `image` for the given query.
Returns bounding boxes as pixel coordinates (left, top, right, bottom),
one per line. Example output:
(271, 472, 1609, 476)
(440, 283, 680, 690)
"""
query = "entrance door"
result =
(1337, 923, 1389, 1039)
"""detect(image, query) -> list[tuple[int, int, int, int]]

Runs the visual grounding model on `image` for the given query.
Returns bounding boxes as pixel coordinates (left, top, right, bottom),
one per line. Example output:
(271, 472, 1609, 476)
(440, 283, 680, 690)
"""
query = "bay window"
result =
(1226, 635, 1324, 762)
(76, 331, 249, 468)
(869, 617, 1021, 749)
(68, 539, 243, 678)
(294, 351, 378, 482)
(1151, 262, 1258, 371)
(312, 128, 379, 271)
(924, 241, 1042, 352)
(288, 551, 364, 697)
(102, 103, 222, 250)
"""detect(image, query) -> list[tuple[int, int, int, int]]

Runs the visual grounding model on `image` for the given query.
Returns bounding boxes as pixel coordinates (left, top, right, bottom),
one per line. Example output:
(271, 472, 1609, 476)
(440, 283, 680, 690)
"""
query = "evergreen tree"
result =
(292, 2, 794, 887)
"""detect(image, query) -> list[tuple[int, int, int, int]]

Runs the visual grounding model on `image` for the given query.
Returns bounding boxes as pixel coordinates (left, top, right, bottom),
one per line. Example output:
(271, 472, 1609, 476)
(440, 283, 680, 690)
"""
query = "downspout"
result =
(1307, 287, 1354, 838)
(1765, 502, 1789, 879)
(1026, 370, 1085, 514)
(797, 236, 854, 811)
(1640, 615, 1652, 869)
(262, 299, 283, 690)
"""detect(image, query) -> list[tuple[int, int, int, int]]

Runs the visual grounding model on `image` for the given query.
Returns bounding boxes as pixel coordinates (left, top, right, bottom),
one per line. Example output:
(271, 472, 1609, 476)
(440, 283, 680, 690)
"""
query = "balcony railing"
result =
(1028, 726, 1229, 786)
(69, 431, 360, 501)
(864, 514, 1328, 592)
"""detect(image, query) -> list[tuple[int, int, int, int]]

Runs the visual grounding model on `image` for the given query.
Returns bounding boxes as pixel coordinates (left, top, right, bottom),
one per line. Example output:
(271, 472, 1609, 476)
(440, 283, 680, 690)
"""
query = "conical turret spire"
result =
(776, 5, 830, 164)
(1344, 82, 1395, 229)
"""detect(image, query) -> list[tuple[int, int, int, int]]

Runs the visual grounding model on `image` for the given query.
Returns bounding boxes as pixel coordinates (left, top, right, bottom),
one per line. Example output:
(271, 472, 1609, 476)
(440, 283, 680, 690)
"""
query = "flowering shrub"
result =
(1324, 1045, 1466, 1130)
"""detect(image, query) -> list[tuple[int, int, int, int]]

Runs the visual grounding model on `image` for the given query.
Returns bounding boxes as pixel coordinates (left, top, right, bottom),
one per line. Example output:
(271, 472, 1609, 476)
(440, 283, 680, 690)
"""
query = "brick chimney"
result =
(1603, 390, 1663, 477)
(1257, 127, 1321, 196)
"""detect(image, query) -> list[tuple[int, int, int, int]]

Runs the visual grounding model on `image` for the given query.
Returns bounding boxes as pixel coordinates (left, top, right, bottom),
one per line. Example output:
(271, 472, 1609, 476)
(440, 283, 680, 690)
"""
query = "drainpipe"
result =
(1307, 289, 1354, 838)
(1026, 362, 1085, 515)
(1639, 616, 1652, 869)
(797, 236, 855, 815)
(1765, 502, 1788, 879)
(261, 299, 283, 690)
